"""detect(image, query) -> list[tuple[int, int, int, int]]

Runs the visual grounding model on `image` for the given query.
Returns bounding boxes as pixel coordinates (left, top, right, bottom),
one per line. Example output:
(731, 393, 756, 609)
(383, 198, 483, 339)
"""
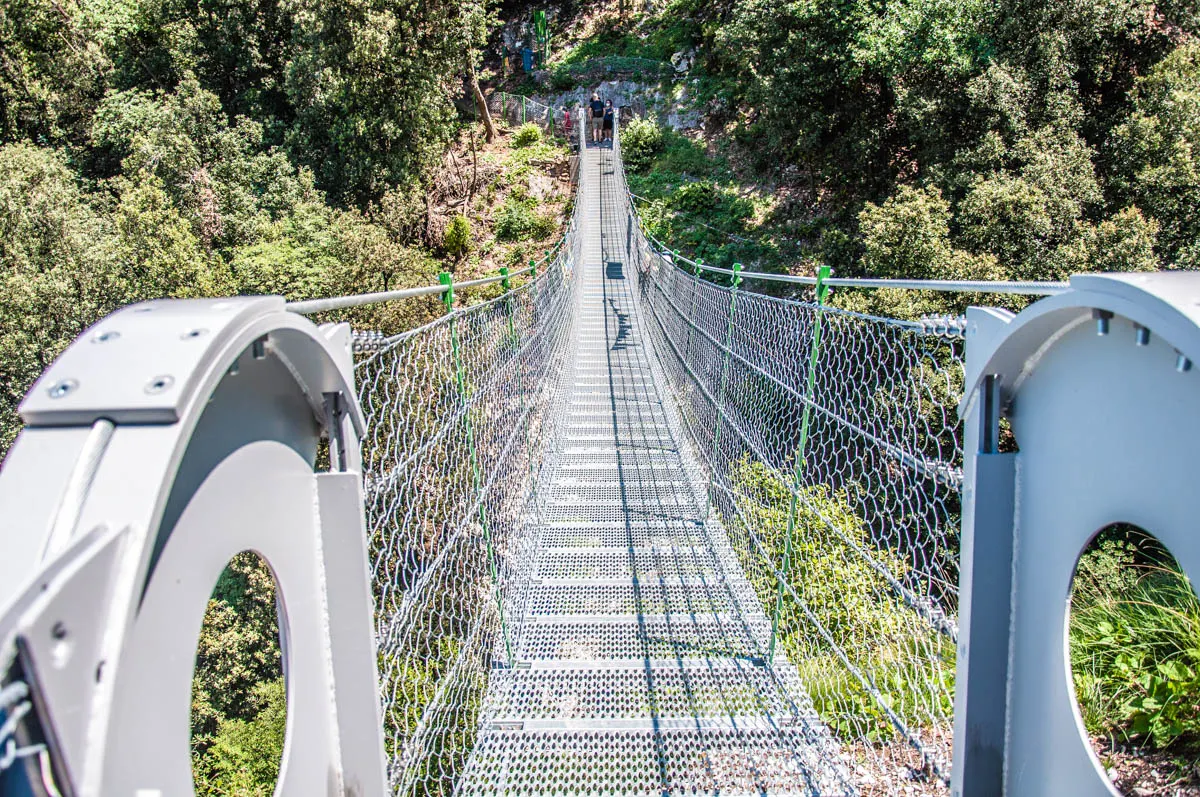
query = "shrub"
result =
(671, 181, 720, 213)
(621, 117, 665, 171)
(495, 196, 555, 242)
(505, 244, 528, 268)
(512, 123, 543, 148)
(443, 214, 471, 257)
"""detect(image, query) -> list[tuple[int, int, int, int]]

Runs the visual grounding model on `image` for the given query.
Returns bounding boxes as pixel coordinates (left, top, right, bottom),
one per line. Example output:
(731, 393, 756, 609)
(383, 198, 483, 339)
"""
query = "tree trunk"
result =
(472, 74, 497, 143)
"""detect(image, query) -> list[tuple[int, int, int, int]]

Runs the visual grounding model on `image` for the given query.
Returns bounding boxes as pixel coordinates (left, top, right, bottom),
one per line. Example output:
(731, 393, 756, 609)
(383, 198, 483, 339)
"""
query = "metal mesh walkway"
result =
(458, 144, 853, 795)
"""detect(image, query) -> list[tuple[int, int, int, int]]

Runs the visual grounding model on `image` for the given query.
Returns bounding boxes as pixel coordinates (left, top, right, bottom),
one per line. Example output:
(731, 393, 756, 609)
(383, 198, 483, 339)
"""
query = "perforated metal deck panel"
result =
(458, 144, 853, 796)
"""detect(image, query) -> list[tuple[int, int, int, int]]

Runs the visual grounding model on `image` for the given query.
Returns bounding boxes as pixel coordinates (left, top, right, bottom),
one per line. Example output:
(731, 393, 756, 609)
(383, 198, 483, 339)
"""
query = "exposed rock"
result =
(527, 174, 554, 201)
(670, 48, 696, 74)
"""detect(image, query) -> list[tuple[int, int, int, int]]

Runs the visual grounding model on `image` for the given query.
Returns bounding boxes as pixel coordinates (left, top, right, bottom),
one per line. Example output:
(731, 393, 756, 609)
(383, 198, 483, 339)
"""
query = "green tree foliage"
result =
(196, 679, 287, 796)
(189, 553, 288, 794)
(1111, 41, 1200, 267)
(696, 0, 1195, 293)
(0, 0, 110, 145)
(190, 553, 283, 753)
(283, 0, 492, 203)
(0, 0, 499, 453)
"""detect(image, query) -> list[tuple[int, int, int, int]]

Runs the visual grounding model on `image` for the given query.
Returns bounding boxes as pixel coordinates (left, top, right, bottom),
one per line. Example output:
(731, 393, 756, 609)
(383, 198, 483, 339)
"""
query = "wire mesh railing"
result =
(616, 114, 962, 789)
(487, 91, 571, 136)
(335, 206, 580, 793)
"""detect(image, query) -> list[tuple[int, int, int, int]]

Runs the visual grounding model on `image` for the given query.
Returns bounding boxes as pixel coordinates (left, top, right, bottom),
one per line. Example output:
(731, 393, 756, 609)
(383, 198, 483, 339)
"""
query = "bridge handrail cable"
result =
(638, 215, 1068, 296)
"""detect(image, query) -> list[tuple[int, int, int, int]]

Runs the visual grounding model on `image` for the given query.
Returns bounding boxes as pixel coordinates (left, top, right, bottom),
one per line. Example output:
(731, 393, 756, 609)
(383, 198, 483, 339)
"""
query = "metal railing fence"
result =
(618, 112, 963, 789)
(348, 222, 579, 793)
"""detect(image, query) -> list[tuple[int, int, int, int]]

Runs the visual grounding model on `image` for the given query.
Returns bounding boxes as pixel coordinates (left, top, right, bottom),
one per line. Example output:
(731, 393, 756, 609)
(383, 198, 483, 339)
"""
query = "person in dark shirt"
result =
(589, 93, 604, 144)
(602, 100, 614, 145)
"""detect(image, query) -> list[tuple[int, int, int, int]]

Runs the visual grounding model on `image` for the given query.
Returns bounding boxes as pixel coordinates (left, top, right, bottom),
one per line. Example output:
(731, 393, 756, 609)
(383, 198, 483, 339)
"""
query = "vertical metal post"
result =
(705, 263, 742, 519)
(501, 266, 540, 515)
(500, 267, 515, 343)
(529, 258, 539, 312)
(767, 264, 830, 661)
(951, 366, 1015, 797)
(438, 271, 513, 667)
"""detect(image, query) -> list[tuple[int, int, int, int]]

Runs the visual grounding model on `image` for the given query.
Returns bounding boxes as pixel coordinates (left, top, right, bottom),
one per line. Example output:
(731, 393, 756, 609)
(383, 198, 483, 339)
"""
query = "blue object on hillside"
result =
(521, 47, 534, 72)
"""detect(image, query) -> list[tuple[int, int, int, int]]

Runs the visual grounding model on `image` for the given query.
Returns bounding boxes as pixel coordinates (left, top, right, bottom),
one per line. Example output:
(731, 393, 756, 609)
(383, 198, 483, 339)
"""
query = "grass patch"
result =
(1071, 526, 1200, 753)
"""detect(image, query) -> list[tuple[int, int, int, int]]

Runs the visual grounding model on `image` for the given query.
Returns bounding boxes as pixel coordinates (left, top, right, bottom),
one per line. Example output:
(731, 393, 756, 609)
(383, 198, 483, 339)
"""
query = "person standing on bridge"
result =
(602, 100, 614, 146)
(589, 92, 604, 144)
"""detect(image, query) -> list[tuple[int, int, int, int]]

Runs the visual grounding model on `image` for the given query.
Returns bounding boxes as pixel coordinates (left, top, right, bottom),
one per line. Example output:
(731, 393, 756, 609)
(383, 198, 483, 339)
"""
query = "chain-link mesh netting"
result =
(352, 223, 577, 794)
(616, 119, 962, 790)
(487, 92, 570, 136)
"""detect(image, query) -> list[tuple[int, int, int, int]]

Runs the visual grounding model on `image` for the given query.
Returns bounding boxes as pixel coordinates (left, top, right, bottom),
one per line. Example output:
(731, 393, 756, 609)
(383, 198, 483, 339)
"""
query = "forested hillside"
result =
(528, 0, 1200, 316)
(0, 0, 572, 455)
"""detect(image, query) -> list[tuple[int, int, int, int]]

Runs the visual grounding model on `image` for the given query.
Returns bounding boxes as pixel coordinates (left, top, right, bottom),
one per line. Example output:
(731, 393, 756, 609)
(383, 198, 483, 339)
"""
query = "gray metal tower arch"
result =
(954, 272, 1200, 796)
(0, 297, 386, 796)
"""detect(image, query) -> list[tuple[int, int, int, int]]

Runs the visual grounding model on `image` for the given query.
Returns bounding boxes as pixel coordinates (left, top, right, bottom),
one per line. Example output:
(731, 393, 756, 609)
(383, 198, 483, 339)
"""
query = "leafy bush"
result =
(1070, 528, 1200, 751)
(505, 244, 528, 268)
(672, 181, 720, 213)
(512, 123, 543, 148)
(621, 117, 665, 171)
(444, 214, 471, 257)
(495, 196, 555, 242)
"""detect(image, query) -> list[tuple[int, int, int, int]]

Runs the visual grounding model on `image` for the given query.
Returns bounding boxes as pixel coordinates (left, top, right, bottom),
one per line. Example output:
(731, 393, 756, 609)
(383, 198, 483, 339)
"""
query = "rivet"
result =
(47, 379, 78, 399)
(145, 374, 175, 394)
(1135, 324, 1151, 346)
(93, 330, 120, 343)
(51, 622, 67, 640)
(181, 328, 208, 340)
(1177, 353, 1192, 373)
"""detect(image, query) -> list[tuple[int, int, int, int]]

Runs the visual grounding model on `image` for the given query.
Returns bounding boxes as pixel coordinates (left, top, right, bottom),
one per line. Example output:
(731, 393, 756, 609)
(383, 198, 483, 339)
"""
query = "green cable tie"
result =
(816, 264, 831, 302)
(437, 271, 454, 314)
(500, 267, 511, 293)
(768, 262, 831, 662)
(706, 261, 743, 521)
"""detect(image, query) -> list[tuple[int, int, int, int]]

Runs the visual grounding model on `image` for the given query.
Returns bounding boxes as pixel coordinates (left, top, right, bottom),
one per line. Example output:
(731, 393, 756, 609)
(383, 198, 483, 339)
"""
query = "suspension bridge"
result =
(0, 99, 1197, 797)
